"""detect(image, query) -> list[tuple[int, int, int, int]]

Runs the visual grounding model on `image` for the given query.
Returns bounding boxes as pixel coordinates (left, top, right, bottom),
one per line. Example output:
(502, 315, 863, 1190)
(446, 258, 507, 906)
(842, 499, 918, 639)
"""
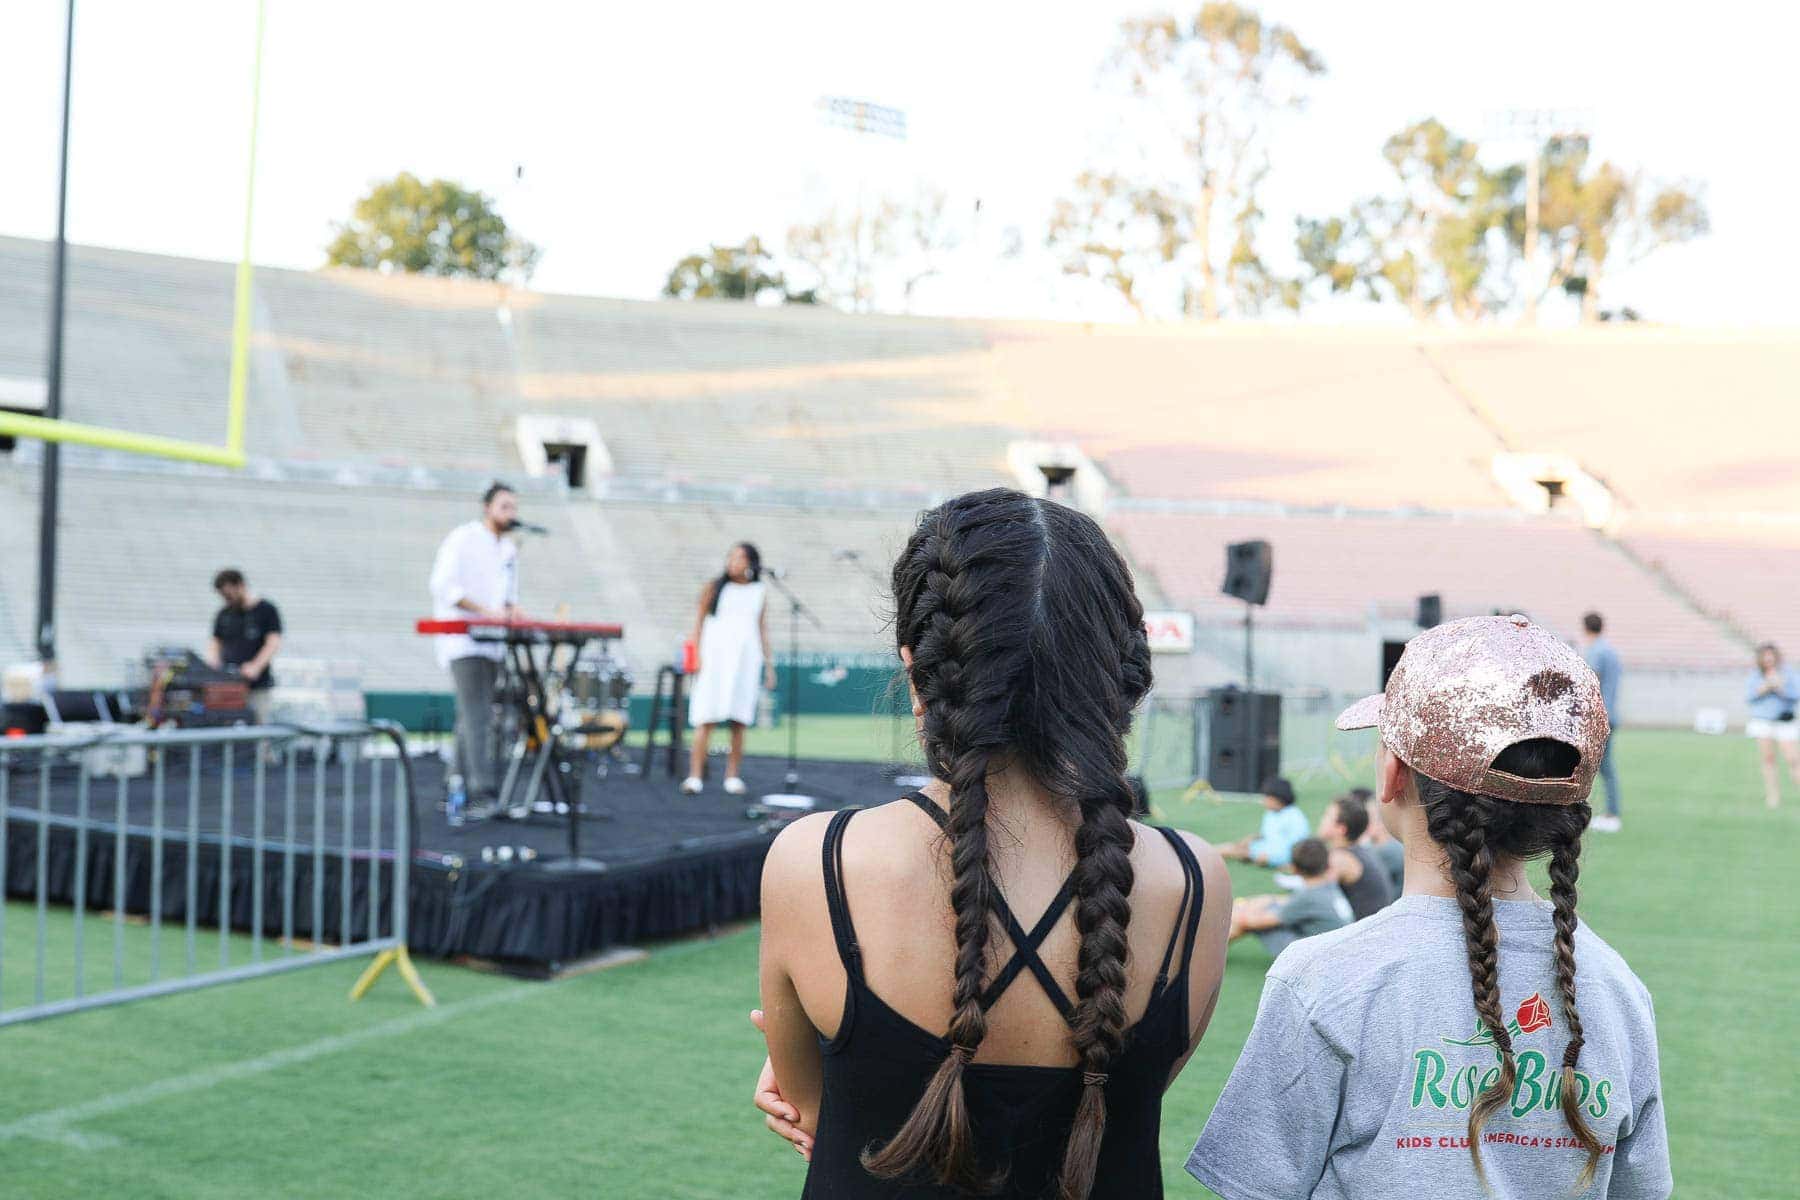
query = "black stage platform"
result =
(0, 751, 910, 969)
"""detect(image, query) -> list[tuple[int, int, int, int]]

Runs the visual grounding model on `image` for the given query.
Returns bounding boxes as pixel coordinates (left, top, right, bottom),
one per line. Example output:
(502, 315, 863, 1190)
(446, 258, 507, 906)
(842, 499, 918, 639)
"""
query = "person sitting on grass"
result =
(1219, 776, 1308, 868)
(1315, 794, 1397, 919)
(1355, 784, 1407, 891)
(1227, 837, 1352, 956)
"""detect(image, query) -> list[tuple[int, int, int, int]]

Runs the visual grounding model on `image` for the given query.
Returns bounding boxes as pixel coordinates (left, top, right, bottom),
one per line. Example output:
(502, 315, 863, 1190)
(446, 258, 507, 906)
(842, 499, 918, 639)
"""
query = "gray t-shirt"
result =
(1257, 881, 1354, 957)
(1189, 895, 1671, 1200)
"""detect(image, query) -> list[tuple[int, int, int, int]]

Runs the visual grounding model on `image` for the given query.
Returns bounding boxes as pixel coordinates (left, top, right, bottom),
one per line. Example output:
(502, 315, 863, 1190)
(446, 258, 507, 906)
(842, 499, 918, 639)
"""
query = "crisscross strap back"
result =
(902, 792, 1079, 1022)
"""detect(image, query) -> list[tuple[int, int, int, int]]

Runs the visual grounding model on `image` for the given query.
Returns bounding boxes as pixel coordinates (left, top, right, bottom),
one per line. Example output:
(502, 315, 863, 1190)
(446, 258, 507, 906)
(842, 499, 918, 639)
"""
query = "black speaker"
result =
(1221, 540, 1272, 606)
(1202, 687, 1281, 793)
(1416, 593, 1443, 629)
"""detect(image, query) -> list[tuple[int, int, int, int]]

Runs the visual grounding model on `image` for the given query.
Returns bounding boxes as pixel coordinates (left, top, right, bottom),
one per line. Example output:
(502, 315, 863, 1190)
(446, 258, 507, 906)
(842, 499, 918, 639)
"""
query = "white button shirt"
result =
(428, 521, 518, 667)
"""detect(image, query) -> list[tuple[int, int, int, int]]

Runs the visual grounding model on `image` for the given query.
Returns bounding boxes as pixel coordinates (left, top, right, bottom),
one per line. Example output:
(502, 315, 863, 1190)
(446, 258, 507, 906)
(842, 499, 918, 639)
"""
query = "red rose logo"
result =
(1515, 992, 1553, 1035)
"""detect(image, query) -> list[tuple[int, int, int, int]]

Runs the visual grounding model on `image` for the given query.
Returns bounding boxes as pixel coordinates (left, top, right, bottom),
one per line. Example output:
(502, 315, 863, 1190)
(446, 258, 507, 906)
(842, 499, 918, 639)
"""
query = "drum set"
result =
(558, 651, 634, 754)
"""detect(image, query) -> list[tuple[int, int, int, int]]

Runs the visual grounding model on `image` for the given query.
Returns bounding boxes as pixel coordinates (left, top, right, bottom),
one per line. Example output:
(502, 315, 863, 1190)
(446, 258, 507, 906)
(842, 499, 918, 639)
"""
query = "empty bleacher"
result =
(1616, 518, 1800, 662)
(2, 236, 1788, 719)
(1425, 331, 1800, 515)
(1111, 508, 1746, 671)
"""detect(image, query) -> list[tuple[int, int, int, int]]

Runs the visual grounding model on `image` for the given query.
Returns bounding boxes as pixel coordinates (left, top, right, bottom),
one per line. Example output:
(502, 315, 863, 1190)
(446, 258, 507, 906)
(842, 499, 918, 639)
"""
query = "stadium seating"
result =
(1110, 508, 1746, 670)
(2, 235, 1788, 707)
(1425, 332, 1800, 516)
(1616, 518, 1800, 664)
(0, 460, 910, 691)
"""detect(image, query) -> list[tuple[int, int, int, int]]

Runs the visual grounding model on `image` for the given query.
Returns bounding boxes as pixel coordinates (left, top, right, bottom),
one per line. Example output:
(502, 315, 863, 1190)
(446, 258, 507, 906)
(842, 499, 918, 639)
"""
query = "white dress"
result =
(688, 580, 767, 727)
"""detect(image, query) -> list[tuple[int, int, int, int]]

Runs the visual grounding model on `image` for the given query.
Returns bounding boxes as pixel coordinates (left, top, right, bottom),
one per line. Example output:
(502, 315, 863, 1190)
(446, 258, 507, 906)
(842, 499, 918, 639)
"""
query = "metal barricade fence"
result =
(1134, 688, 1379, 795)
(0, 720, 429, 1027)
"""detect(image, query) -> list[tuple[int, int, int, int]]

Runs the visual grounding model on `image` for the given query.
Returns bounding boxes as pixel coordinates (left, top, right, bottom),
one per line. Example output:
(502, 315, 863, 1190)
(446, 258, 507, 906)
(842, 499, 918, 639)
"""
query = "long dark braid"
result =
(1549, 830, 1605, 1187)
(1058, 586, 1149, 1200)
(1429, 800, 1516, 1181)
(1417, 739, 1596, 1188)
(862, 496, 1016, 1190)
(867, 488, 1152, 1198)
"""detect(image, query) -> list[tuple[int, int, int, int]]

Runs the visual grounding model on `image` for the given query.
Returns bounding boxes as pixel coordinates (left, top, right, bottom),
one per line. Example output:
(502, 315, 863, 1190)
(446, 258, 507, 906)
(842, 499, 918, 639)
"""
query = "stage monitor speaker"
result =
(1381, 640, 1409, 688)
(1417, 593, 1443, 629)
(1202, 687, 1281, 793)
(1222, 540, 1273, 606)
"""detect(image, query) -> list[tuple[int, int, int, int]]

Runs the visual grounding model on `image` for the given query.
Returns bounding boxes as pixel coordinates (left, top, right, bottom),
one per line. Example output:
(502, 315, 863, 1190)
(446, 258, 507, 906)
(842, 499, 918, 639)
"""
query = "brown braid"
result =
(863, 505, 1011, 1191)
(1549, 826, 1605, 1188)
(1056, 789, 1136, 1199)
(1056, 586, 1149, 1200)
(1416, 742, 1600, 1192)
(1431, 802, 1517, 1184)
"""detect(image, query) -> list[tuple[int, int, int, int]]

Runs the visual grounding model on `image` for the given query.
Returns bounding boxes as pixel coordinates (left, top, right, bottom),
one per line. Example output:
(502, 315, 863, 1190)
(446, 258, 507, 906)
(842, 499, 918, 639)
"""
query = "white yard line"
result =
(0, 984, 536, 1151)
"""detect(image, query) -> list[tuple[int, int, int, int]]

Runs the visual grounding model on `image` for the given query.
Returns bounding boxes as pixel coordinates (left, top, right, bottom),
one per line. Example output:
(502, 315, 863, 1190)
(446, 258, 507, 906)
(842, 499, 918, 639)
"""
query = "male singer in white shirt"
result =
(429, 483, 522, 816)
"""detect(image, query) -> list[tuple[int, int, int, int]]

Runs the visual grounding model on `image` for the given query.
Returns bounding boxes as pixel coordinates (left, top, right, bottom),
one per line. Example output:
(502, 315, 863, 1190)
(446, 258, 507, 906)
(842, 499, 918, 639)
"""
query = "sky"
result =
(2, 0, 1794, 326)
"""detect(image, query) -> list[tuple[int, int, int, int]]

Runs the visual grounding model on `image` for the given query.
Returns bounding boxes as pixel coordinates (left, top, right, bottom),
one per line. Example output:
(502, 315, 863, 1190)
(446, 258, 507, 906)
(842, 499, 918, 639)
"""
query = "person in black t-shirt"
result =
(207, 568, 283, 723)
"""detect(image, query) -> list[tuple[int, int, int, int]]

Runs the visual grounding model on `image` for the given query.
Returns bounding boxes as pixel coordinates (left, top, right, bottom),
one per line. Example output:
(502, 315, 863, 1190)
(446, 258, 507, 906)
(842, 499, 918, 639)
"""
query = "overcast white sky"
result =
(2, 0, 1793, 325)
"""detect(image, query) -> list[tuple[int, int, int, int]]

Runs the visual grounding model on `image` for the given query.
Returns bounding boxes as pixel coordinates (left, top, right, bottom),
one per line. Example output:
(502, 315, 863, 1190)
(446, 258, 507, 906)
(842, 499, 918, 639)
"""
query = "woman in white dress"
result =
(683, 543, 775, 795)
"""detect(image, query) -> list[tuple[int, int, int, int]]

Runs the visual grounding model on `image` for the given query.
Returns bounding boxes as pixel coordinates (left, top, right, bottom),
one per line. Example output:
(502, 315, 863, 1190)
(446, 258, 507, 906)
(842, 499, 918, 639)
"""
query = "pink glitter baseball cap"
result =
(1335, 613, 1611, 806)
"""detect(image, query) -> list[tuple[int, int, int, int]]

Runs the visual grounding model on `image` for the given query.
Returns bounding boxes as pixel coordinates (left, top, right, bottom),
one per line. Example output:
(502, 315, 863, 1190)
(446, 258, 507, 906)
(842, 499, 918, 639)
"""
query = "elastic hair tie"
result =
(951, 1044, 976, 1065)
(1562, 1043, 1583, 1069)
(1081, 1071, 1108, 1088)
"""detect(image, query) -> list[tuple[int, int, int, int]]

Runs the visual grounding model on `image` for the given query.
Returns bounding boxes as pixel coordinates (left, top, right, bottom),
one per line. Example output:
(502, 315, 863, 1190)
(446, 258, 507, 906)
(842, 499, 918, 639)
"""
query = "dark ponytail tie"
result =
(1562, 1040, 1583, 1069)
(1081, 1071, 1108, 1088)
(952, 1044, 976, 1065)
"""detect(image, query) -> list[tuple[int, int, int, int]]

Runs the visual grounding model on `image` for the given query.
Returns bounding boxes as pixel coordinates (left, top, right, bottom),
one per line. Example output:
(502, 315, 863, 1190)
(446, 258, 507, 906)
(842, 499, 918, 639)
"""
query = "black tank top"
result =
(1339, 843, 1396, 921)
(801, 794, 1207, 1199)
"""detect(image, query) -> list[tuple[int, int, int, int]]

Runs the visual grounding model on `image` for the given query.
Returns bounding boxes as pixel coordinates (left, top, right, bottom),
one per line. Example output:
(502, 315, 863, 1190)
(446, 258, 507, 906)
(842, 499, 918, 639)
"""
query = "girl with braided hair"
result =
(755, 488, 1231, 1197)
(1189, 615, 1671, 1200)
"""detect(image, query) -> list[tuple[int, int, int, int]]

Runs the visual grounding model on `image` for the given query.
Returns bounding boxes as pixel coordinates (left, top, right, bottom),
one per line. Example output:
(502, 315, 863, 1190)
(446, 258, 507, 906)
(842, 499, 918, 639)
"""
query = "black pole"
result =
(35, 0, 76, 665)
(785, 595, 801, 785)
(1244, 601, 1260, 789)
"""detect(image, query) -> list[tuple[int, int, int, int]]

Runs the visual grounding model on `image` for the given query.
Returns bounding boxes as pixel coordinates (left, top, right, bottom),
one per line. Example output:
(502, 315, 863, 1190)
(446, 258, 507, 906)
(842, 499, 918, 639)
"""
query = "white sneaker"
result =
(680, 776, 703, 795)
(1589, 814, 1622, 833)
(723, 776, 747, 796)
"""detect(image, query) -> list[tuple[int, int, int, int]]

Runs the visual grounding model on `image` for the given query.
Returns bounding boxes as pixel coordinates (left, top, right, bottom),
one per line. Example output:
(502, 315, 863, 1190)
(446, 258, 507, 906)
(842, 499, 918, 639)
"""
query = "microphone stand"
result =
(764, 571, 824, 790)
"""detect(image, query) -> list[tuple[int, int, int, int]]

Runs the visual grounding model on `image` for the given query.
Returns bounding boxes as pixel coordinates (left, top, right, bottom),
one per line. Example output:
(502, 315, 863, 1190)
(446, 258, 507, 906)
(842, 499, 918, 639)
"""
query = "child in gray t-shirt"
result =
(1189, 615, 1671, 1200)
(1228, 837, 1352, 956)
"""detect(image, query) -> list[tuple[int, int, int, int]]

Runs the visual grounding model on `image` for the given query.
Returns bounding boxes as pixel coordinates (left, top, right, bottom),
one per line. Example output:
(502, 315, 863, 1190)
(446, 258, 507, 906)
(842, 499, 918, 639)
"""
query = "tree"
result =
(325, 172, 538, 282)
(1296, 119, 1519, 321)
(1046, 171, 1179, 319)
(1050, 4, 1325, 319)
(894, 187, 962, 305)
(1530, 137, 1708, 322)
(1299, 123, 1710, 323)
(662, 236, 804, 302)
(785, 187, 960, 312)
(786, 207, 886, 312)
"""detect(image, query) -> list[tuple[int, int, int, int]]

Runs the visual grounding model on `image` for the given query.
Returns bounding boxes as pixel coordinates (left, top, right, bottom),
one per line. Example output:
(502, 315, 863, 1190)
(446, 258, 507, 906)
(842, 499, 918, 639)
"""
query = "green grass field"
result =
(2, 727, 1794, 1198)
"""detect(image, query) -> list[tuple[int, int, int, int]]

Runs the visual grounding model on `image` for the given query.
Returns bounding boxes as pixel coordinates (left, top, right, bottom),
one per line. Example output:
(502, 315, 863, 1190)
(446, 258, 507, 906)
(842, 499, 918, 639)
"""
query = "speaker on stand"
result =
(1203, 686, 1281, 793)
(1216, 540, 1275, 793)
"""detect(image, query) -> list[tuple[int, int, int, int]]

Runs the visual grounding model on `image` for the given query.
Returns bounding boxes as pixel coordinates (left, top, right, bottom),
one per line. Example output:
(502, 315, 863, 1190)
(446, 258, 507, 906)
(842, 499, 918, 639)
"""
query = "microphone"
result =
(505, 519, 550, 535)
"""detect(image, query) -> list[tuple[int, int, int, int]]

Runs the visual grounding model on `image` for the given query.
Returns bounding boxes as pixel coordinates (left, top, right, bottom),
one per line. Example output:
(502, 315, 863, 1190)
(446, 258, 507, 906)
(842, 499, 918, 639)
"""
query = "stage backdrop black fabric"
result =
(3, 751, 907, 969)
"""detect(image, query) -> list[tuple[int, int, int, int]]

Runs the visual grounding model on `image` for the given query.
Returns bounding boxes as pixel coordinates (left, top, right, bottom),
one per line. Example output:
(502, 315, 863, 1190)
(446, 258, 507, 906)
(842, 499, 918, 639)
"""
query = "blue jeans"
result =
(1596, 734, 1620, 817)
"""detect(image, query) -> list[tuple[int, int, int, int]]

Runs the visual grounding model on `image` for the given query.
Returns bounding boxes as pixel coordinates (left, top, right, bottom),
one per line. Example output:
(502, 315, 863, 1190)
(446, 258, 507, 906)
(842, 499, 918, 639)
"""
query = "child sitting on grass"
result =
(1218, 776, 1309, 868)
(1227, 837, 1353, 956)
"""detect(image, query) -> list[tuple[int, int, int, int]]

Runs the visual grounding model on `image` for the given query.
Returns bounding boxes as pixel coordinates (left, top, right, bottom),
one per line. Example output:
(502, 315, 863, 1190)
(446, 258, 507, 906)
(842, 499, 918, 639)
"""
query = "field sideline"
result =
(2, 727, 1793, 1198)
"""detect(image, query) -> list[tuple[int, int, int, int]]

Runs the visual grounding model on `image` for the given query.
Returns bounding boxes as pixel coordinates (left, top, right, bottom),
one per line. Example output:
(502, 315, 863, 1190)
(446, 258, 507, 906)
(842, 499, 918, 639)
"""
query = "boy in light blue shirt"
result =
(1220, 776, 1310, 868)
